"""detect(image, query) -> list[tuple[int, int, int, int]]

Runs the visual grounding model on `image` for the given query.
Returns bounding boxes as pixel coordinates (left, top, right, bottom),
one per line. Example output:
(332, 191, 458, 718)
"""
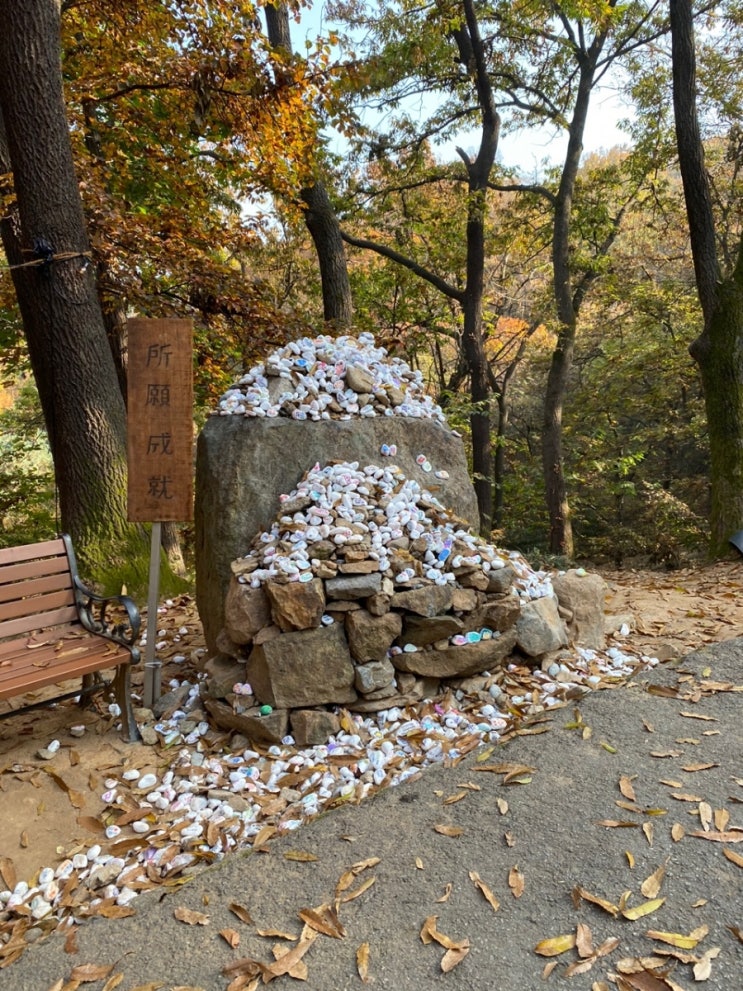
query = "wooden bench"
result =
(0, 535, 141, 741)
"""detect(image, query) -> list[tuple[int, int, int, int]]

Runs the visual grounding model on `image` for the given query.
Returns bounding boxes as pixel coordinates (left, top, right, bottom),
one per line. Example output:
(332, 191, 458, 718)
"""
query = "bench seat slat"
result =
(0, 628, 87, 661)
(0, 587, 75, 624)
(0, 638, 130, 700)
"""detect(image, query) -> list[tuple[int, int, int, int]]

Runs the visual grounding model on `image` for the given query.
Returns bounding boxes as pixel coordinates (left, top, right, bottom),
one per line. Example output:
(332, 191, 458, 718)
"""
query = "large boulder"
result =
(195, 415, 479, 651)
(551, 569, 607, 649)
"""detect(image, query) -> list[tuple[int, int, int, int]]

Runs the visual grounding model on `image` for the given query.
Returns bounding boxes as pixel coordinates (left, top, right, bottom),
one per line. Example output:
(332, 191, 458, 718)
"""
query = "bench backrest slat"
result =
(0, 556, 71, 594)
(0, 604, 80, 642)
(0, 537, 81, 642)
(0, 538, 67, 567)
(0, 570, 73, 605)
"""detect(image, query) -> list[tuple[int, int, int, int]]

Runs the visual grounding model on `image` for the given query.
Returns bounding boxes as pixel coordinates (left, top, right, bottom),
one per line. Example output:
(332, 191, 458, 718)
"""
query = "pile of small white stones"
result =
(234, 459, 553, 602)
(216, 332, 447, 422)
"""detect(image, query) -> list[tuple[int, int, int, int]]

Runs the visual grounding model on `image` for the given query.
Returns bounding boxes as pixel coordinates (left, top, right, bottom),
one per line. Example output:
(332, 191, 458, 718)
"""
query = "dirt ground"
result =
(1, 561, 742, 929)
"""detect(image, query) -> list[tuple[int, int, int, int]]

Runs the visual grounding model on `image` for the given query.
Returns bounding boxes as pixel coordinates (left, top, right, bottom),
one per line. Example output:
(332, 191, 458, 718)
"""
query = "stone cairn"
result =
(202, 331, 607, 747)
(205, 460, 575, 748)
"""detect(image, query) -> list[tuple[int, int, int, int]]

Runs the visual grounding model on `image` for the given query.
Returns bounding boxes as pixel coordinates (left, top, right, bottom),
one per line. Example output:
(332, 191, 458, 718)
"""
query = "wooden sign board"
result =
(127, 318, 193, 522)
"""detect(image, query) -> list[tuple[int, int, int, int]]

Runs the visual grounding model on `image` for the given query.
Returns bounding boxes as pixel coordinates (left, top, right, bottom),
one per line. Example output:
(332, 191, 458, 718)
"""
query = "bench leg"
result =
(114, 665, 140, 743)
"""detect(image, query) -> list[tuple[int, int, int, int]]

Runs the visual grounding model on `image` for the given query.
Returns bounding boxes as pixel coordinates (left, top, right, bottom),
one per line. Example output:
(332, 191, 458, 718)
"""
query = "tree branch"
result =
(340, 230, 465, 302)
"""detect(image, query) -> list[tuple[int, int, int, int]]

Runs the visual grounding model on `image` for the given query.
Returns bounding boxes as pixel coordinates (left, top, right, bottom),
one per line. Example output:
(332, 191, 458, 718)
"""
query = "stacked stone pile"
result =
(206, 460, 582, 746)
(195, 333, 478, 651)
(216, 331, 447, 422)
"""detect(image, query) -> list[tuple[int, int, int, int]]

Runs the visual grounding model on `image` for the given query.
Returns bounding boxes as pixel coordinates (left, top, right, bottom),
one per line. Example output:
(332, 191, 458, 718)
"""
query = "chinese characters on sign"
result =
(127, 319, 193, 522)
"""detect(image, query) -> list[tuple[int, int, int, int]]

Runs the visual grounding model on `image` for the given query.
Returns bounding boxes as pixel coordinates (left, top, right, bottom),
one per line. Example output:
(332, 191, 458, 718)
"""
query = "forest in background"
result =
(0, 0, 740, 586)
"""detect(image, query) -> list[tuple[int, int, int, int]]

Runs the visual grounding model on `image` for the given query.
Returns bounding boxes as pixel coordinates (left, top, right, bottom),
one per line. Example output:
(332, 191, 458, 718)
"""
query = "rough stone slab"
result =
(391, 584, 453, 617)
(366, 592, 391, 616)
(345, 609, 402, 662)
(450, 588, 478, 613)
(224, 579, 271, 645)
(487, 565, 515, 594)
(326, 573, 383, 600)
(399, 614, 463, 648)
(354, 658, 396, 694)
(290, 709, 341, 747)
(471, 596, 521, 634)
(515, 595, 568, 657)
(195, 414, 478, 651)
(203, 698, 289, 746)
(246, 623, 357, 709)
(202, 654, 246, 699)
(265, 578, 325, 632)
(551, 569, 607, 649)
(391, 628, 517, 679)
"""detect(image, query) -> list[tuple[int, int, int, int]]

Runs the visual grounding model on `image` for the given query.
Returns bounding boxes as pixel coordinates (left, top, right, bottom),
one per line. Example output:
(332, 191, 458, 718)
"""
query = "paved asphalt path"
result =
(3, 639, 742, 991)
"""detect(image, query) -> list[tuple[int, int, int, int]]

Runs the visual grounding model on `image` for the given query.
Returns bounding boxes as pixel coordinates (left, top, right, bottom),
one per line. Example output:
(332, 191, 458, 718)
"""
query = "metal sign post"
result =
(127, 319, 193, 709)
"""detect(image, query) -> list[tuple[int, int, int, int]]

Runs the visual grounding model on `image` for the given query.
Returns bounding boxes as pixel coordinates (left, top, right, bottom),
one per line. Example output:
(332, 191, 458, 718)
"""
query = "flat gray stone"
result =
(246, 623, 357, 709)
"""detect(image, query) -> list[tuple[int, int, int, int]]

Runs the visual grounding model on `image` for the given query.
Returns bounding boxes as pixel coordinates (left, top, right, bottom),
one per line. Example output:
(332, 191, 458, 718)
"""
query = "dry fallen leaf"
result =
(101, 975, 124, 991)
(645, 925, 707, 949)
(0, 857, 16, 891)
(174, 906, 209, 926)
(433, 824, 463, 837)
(572, 886, 619, 917)
(621, 897, 666, 921)
(229, 902, 254, 925)
(283, 850, 319, 862)
(271, 942, 307, 981)
(714, 808, 730, 831)
(443, 791, 468, 805)
(339, 876, 376, 904)
(508, 865, 525, 898)
(693, 946, 720, 981)
(356, 942, 371, 983)
(619, 775, 637, 802)
(441, 940, 470, 972)
(643, 822, 654, 846)
(723, 848, 743, 868)
(640, 865, 666, 899)
(431, 883, 451, 904)
(576, 922, 594, 958)
(70, 963, 115, 982)
(689, 830, 743, 843)
(534, 933, 576, 957)
(220, 929, 241, 949)
(671, 823, 685, 842)
(298, 904, 345, 939)
(469, 871, 499, 912)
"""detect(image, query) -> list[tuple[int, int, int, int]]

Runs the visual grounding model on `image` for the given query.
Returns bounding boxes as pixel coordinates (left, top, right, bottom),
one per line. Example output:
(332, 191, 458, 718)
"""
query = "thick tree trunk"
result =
(542, 326, 575, 554)
(0, 1, 144, 583)
(541, 34, 606, 557)
(265, 2, 353, 328)
(300, 181, 354, 327)
(456, 0, 500, 536)
(693, 259, 743, 552)
(670, 0, 743, 555)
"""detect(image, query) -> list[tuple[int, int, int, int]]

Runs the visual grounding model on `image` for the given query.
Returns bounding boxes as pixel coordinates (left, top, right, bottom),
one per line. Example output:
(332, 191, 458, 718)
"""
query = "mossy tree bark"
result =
(671, 0, 743, 555)
(0, 1, 150, 586)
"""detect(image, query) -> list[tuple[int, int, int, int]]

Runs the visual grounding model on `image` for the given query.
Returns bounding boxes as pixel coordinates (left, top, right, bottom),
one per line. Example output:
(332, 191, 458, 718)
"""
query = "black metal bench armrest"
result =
(72, 576, 142, 661)
(60, 533, 141, 661)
